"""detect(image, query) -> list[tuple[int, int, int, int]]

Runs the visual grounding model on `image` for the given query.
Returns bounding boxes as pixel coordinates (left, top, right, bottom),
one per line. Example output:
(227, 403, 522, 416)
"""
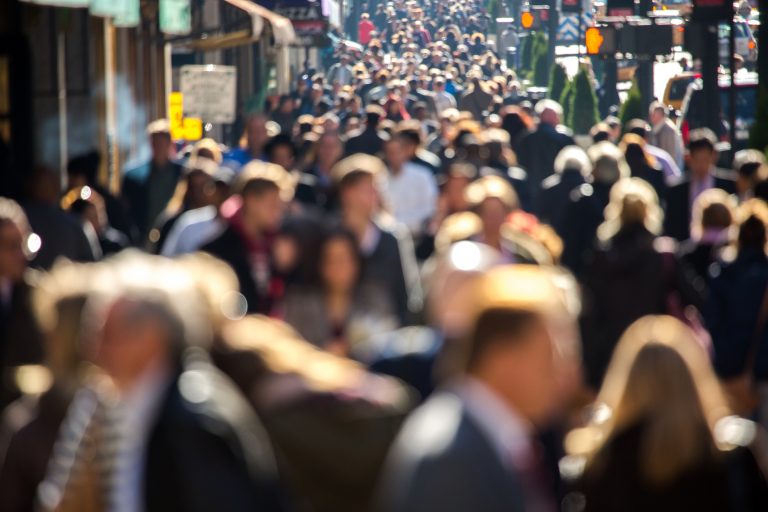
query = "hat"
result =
(331, 153, 386, 184)
(465, 175, 519, 210)
(147, 119, 171, 136)
(236, 161, 296, 201)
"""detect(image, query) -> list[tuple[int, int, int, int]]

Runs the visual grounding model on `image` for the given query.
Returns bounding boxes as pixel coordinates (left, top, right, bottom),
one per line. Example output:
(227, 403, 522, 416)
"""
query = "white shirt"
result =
(381, 162, 438, 236)
(435, 90, 457, 115)
(111, 362, 173, 512)
(454, 377, 534, 471)
(161, 205, 225, 257)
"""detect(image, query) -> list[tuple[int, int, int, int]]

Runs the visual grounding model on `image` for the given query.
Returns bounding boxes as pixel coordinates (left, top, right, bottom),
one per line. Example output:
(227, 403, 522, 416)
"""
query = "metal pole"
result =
(578, 2, 583, 61)
(729, 15, 737, 152)
(57, 30, 68, 188)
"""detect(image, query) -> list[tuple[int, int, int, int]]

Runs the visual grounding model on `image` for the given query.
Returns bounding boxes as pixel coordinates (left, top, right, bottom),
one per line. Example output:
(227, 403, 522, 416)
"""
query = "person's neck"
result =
(240, 211, 264, 241)
(152, 156, 169, 168)
(326, 289, 352, 318)
(390, 162, 404, 175)
(482, 229, 501, 250)
(343, 210, 371, 241)
(692, 169, 712, 182)
(249, 144, 263, 159)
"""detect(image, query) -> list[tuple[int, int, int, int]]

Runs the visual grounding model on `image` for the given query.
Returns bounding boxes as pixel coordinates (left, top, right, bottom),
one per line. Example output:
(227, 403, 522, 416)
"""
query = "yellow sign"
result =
(169, 92, 184, 140)
(182, 117, 203, 141)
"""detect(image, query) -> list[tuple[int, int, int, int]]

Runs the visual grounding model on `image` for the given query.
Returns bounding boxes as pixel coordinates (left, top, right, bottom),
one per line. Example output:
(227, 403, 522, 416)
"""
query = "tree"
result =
(749, 85, 768, 152)
(532, 46, 550, 86)
(487, 0, 500, 31)
(548, 63, 568, 102)
(619, 80, 644, 131)
(560, 78, 575, 130)
(569, 67, 600, 135)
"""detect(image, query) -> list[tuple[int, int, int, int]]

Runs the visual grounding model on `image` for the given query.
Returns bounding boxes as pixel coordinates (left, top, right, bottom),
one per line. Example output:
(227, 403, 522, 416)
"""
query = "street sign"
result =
(274, 0, 329, 47)
(113, 0, 140, 28)
(169, 92, 184, 140)
(160, 0, 192, 36)
(180, 65, 237, 124)
(606, 0, 634, 16)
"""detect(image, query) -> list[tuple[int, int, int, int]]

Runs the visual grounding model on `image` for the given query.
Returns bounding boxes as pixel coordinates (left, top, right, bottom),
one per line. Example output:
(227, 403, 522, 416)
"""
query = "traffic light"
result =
(521, 11, 536, 30)
(585, 26, 616, 55)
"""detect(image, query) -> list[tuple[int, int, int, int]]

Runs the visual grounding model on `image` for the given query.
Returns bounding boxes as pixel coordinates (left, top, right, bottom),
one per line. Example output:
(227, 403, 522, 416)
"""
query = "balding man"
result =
(378, 265, 581, 512)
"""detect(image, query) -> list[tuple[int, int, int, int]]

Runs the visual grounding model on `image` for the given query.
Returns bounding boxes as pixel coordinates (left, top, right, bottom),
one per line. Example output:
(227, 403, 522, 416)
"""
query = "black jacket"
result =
(344, 128, 387, 157)
(145, 349, 285, 512)
(578, 420, 768, 512)
(516, 125, 575, 214)
(202, 224, 273, 315)
(664, 171, 736, 241)
(539, 170, 586, 236)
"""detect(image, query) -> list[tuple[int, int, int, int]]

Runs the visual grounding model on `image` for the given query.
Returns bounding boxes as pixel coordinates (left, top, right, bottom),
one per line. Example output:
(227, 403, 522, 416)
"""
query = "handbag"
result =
(722, 283, 768, 417)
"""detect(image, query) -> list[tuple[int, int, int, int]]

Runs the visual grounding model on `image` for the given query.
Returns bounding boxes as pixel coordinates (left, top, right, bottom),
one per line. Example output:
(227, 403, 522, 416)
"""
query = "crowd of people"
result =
(1, 0, 768, 510)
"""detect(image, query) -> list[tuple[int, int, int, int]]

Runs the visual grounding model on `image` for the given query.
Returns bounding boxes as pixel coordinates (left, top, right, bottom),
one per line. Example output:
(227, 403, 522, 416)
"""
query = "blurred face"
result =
(244, 187, 285, 233)
(316, 135, 343, 167)
(649, 109, 664, 126)
(484, 319, 562, 426)
(270, 145, 295, 171)
(342, 175, 378, 217)
(688, 148, 716, 180)
(150, 133, 172, 163)
(321, 237, 360, 292)
(92, 300, 169, 390)
(478, 197, 509, 236)
(0, 222, 27, 282)
(444, 175, 470, 212)
(247, 116, 269, 154)
(186, 171, 215, 210)
(384, 139, 408, 169)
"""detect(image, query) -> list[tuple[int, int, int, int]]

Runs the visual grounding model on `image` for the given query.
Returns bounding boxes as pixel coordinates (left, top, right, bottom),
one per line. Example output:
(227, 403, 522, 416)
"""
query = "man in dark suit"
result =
(344, 105, 390, 157)
(0, 198, 43, 409)
(39, 254, 285, 512)
(202, 162, 295, 315)
(665, 128, 736, 241)
(121, 120, 183, 243)
(516, 100, 575, 215)
(539, 145, 591, 237)
(377, 265, 581, 512)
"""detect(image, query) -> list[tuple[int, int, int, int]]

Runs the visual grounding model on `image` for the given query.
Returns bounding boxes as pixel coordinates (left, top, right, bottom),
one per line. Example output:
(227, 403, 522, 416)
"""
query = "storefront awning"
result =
(184, 0, 295, 51)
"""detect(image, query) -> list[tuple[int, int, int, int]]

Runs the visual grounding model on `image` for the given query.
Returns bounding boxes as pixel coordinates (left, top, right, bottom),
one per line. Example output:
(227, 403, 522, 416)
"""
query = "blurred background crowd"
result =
(1, 0, 768, 510)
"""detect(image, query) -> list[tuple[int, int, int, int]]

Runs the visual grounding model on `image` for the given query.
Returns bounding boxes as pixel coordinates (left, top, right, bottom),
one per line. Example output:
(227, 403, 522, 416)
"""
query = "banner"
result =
(160, 0, 192, 35)
(90, 0, 126, 17)
(113, 0, 140, 27)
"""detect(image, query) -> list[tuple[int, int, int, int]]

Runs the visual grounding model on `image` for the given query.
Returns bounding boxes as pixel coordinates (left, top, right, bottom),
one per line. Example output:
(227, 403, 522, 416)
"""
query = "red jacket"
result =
(359, 19, 375, 45)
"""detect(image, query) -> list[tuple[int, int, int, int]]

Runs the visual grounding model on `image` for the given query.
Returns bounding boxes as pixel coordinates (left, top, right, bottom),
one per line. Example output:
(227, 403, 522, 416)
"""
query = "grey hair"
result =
(588, 142, 631, 185)
(535, 99, 564, 118)
(554, 145, 592, 177)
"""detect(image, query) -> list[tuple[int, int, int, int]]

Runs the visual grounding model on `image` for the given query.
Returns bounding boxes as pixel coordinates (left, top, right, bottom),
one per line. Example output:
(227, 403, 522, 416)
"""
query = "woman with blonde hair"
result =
(566, 315, 768, 511)
(581, 178, 698, 388)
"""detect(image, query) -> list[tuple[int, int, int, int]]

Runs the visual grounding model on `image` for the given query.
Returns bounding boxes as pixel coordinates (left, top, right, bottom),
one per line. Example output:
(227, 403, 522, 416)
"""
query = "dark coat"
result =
(0, 276, 44, 409)
(359, 225, 410, 325)
(344, 127, 388, 157)
(145, 350, 285, 512)
(539, 170, 586, 236)
(577, 420, 768, 512)
(377, 391, 526, 512)
(559, 182, 612, 276)
(23, 204, 95, 269)
(516, 125, 575, 214)
(458, 87, 493, 121)
(630, 162, 667, 205)
(664, 171, 736, 241)
(580, 226, 697, 388)
(121, 161, 183, 241)
(202, 224, 274, 315)
(705, 249, 768, 381)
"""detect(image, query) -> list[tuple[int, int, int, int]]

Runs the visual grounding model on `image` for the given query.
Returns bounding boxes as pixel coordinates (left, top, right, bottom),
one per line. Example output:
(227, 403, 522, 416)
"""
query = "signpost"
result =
(179, 65, 237, 124)
(160, 0, 192, 36)
(274, 0, 330, 47)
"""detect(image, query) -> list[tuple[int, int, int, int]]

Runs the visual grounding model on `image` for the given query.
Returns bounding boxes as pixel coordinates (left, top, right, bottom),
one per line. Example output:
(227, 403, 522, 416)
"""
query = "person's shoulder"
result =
(122, 161, 151, 182)
(713, 168, 737, 184)
(392, 391, 466, 457)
